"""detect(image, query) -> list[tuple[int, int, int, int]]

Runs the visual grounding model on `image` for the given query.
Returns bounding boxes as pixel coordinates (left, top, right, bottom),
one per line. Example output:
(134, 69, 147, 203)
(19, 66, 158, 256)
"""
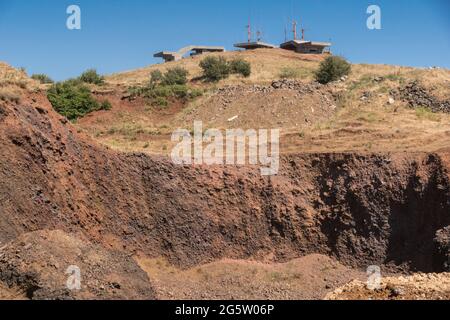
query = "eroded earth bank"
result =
(0, 78, 449, 299)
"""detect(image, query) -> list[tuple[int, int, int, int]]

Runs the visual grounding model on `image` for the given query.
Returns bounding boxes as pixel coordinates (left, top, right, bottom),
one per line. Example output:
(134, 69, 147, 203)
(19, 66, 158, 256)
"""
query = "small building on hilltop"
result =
(234, 41, 277, 50)
(154, 45, 225, 63)
(153, 51, 182, 63)
(280, 40, 331, 54)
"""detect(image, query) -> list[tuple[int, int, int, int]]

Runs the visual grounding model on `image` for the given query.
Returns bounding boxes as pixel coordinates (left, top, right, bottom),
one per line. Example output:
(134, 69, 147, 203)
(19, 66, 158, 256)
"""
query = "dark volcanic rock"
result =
(398, 81, 450, 113)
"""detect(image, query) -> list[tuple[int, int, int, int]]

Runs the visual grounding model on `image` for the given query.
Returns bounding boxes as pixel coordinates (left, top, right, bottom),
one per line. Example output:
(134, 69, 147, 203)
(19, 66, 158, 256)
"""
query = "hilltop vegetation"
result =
(315, 56, 351, 84)
(79, 69, 105, 85)
(47, 79, 111, 120)
(43, 69, 112, 120)
(107, 48, 323, 86)
(31, 73, 54, 84)
(199, 56, 251, 82)
(128, 67, 203, 107)
(73, 49, 450, 155)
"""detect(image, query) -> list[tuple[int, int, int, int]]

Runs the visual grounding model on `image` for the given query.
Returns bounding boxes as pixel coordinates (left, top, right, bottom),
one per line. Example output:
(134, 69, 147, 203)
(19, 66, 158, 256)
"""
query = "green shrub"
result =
(152, 86, 173, 98)
(100, 100, 112, 110)
(153, 97, 169, 107)
(79, 69, 105, 85)
(47, 80, 110, 120)
(199, 56, 230, 82)
(150, 68, 188, 87)
(130, 67, 202, 106)
(31, 73, 54, 84)
(189, 87, 204, 99)
(147, 86, 172, 99)
(315, 56, 351, 84)
(171, 84, 189, 99)
(200, 57, 252, 82)
(150, 70, 164, 87)
(128, 86, 146, 97)
(161, 67, 188, 85)
(145, 84, 197, 100)
(229, 59, 251, 77)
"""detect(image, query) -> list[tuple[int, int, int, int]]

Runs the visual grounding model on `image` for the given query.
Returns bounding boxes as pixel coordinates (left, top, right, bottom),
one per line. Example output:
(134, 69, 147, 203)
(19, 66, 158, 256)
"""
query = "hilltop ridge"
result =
(65, 49, 450, 155)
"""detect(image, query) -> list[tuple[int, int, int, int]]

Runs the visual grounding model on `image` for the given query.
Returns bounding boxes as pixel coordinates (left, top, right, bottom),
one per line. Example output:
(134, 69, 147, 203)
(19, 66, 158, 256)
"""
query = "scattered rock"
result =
(397, 81, 450, 113)
(360, 91, 372, 101)
(374, 77, 384, 83)
(326, 273, 450, 300)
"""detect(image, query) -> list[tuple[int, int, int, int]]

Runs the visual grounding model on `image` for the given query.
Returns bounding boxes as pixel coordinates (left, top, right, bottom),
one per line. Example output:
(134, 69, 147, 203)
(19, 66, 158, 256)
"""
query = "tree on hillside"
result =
(315, 56, 351, 84)
(199, 56, 230, 82)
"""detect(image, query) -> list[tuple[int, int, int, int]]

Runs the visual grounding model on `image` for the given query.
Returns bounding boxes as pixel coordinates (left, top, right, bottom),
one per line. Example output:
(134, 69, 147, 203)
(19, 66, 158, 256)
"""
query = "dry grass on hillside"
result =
(0, 62, 39, 89)
(0, 62, 42, 103)
(280, 66, 450, 153)
(79, 52, 450, 155)
(106, 48, 449, 96)
(106, 48, 323, 87)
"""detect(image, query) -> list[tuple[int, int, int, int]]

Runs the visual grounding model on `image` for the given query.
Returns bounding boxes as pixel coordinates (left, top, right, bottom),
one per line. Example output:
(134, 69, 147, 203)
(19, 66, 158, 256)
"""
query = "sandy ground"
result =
(137, 254, 365, 300)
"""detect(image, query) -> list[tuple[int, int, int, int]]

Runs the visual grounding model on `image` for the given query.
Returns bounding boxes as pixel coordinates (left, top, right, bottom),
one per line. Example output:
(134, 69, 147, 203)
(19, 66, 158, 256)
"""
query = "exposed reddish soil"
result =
(0, 80, 449, 299)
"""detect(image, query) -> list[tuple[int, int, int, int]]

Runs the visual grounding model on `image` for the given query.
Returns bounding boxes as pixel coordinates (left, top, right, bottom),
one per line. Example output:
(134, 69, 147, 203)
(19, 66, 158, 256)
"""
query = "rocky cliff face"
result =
(1, 88, 449, 276)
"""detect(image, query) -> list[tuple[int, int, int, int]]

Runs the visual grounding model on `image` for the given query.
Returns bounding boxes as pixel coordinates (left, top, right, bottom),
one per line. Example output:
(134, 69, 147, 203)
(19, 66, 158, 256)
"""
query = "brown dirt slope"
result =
(178, 81, 337, 130)
(0, 230, 155, 300)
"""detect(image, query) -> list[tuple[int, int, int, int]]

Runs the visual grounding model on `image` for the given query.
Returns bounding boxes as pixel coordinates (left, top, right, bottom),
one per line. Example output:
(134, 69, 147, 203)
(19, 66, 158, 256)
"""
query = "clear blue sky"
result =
(0, 0, 448, 81)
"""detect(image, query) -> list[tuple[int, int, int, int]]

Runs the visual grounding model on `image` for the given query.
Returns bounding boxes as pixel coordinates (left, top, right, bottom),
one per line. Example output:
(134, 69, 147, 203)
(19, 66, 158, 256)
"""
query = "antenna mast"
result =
(247, 17, 252, 43)
(256, 30, 262, 42)
(292, 20, 297, 40)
